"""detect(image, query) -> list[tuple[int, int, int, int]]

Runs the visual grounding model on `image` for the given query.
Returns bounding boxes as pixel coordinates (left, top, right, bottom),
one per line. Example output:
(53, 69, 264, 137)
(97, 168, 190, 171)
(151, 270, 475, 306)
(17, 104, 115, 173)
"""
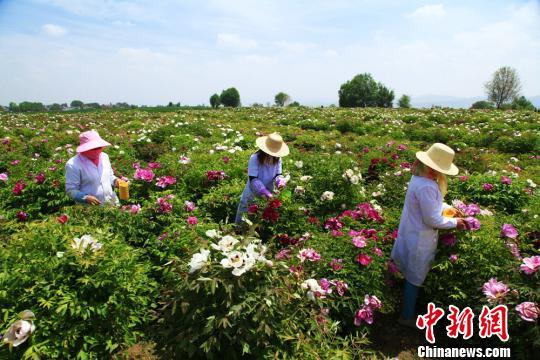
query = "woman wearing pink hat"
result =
(65, 130, 120, 205)
(391, 143, 467, 327)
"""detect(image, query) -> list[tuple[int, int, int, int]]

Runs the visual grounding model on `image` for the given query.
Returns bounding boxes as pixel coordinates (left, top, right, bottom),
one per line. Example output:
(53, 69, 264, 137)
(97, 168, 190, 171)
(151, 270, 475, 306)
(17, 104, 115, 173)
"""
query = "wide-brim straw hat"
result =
(256, 132, 289, 157)
(416, 143, 459, 176)
(76, 130, 111, 153)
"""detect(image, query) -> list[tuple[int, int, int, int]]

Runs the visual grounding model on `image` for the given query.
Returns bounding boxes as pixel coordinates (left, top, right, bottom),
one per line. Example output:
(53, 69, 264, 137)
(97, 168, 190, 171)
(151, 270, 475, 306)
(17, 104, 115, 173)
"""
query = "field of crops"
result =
(0, 107, 539, 359)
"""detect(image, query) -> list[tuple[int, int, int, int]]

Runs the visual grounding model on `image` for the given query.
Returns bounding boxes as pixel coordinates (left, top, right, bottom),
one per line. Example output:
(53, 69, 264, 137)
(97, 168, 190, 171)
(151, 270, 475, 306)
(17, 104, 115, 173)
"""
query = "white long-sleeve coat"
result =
(391, 175, 457, 286)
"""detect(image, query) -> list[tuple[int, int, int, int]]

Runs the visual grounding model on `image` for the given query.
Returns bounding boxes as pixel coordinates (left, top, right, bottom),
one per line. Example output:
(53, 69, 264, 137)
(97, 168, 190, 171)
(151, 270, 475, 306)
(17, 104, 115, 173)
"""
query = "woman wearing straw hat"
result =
(65, 130, 120, 206)
(235, 132, 289, 225)
(391, 143, 467, 327)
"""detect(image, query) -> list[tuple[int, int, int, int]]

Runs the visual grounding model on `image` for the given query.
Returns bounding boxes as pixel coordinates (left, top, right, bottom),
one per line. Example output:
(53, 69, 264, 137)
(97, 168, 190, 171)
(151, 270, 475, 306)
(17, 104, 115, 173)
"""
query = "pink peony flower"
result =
(397, 144, 407, 151)
(247, 204, 259, 214)
(482, 278, 509, 304)
(440, 233, 457, 247)
(184, 201, 196, 212)
(11, 160, 20, 166)
(354, 306, 373, 326)
(520, 256, 540, 275)
(329, 258, 344, 271)
(500, 224, 518, 239)
(324, 217, 343, 231)
(297, 248, 321, 262)
(156, 175, 177, 189)
(156, 196, 173, 214)
(0, 173, 8, 182)
(464, 217, 481, 231)
(319, 278, 332, 291)
(130, 204, 141, 214)
(515, 302, 540, 322)
(351, 236, 367, 248)
(505, 240, 522, 260)
(449, 254, 458, 263)
(148, 162, 161, 169)
(134, 168, 155, 182)
(12, 181, 25, 195)
(222, 156, 230, 164)
(206, 170, 226, 181)
(35, 173, 46, 184)
(500, 176, 512, 185)
(356, 253, 372, 266)
(333, 280, 348, 296)
(387, 260, 398, 274)
(459, 175, 469, 182)
(464, 204, 481, 216)
(57, 214, 69, 225)
(364, 295, 382, 310)
(483, 183, 494, 191)
(373, 247, 383, 257)
(275, 248, 292, 260)
(187, 216, 198, 225)
(179, 156, 191, 164)
(16, 211, 28, 222)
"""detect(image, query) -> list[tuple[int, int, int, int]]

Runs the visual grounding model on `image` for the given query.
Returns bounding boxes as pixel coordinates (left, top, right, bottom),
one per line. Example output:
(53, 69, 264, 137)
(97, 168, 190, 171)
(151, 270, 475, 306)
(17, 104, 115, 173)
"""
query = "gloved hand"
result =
(259, 188, 272, 199)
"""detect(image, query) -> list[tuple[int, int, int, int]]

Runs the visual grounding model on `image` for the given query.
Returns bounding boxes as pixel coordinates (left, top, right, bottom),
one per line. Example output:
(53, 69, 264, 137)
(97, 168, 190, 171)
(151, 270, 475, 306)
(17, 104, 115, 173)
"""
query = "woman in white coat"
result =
(391, 143, 466, 327)
(65, 130, 120, 206)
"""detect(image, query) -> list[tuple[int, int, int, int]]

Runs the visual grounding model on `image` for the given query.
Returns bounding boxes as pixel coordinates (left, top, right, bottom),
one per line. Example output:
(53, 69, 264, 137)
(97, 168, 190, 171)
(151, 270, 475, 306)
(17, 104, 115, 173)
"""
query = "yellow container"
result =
(118, 180, 129, 200)
(442, 207, 457, 218)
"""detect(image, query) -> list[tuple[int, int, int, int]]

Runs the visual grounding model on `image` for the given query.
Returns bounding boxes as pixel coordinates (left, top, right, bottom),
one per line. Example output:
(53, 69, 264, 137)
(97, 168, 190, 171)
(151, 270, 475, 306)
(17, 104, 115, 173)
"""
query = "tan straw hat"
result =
(416, 143, 459, 176)
(256, 132, 289, 157)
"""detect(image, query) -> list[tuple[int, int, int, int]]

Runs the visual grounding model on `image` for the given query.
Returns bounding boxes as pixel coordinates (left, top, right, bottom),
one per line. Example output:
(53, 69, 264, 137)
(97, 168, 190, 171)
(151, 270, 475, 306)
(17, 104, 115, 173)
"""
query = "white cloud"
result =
(237, 54, 276, 65)
(217, 33, 258, 50)
(43, 24, 66, 37)
(324, 49, 338, 57)
(407, 4, 445, 20)
(117, 48, 174, 65)
(275, 41, 316, 55)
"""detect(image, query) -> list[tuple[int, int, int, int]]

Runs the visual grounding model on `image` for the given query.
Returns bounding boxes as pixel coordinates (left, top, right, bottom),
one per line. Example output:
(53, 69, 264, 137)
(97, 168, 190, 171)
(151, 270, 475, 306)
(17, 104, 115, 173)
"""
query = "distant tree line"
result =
(5, 100, 139, 112)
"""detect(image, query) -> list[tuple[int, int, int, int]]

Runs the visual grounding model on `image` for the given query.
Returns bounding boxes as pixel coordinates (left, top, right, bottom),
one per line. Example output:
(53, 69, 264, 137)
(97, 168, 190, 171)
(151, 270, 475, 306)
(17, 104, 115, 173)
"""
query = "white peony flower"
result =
(205, 229, 221, 239)
(300, 175, 313, 182)
(220, 251, 245, 269)
(294, 186, 305, 195)
(320, 191, 334, 201)
(3, 319, 35, 347)
(295, 161, 303, 168)
(71, 235, 103, 254)
(211, 235, 239, 253)
(189, 249, 210, 274)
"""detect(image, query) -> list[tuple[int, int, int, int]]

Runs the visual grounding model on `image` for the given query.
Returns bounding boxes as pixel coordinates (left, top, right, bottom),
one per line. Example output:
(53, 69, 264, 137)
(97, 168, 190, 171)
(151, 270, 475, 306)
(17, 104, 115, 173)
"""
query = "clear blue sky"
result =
(0, 0, 539, 105)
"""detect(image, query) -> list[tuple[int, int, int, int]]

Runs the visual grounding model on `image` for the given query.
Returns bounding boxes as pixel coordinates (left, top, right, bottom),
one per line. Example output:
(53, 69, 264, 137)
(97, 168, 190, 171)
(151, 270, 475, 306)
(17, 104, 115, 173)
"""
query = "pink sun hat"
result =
(76, 130, 111, 153)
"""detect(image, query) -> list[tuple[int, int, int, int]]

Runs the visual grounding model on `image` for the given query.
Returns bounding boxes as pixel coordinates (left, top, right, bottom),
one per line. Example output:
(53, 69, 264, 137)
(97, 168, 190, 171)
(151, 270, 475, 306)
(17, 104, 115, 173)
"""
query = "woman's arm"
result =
(418, 187, 457, 229)
(65, 162, 87, 203)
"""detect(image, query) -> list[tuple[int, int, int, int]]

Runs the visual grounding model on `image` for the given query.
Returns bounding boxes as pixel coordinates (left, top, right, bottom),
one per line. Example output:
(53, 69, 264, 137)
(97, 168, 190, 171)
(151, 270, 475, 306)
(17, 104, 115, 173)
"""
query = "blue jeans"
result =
(401, 280, 419, 320)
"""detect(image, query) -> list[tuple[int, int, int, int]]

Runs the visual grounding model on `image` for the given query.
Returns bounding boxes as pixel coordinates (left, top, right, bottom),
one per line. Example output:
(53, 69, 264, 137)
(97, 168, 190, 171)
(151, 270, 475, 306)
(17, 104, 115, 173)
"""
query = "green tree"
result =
(49, 103, 63, 111)
(470, 100, 494, 109)
(274, 92, 291, 107)
(485, 66, 521, 109)
(398, 94, 411, 108)
(210, 93, 221, 108)
(18, 101, 46, 112)
(511, 96, 535, 111)
(8, 102, 19, 112)
(376, 84, 394, 108)
(70, 100, 84, 109)
(288, 101, 301, 107)
(338, 73, 394, 108)
(220, 87, 241, 107)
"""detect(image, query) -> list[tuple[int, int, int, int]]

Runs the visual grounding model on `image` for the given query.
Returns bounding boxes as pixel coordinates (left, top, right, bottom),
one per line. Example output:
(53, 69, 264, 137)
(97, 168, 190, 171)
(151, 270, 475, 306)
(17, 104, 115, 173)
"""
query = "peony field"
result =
(0, 107, 539, 359)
